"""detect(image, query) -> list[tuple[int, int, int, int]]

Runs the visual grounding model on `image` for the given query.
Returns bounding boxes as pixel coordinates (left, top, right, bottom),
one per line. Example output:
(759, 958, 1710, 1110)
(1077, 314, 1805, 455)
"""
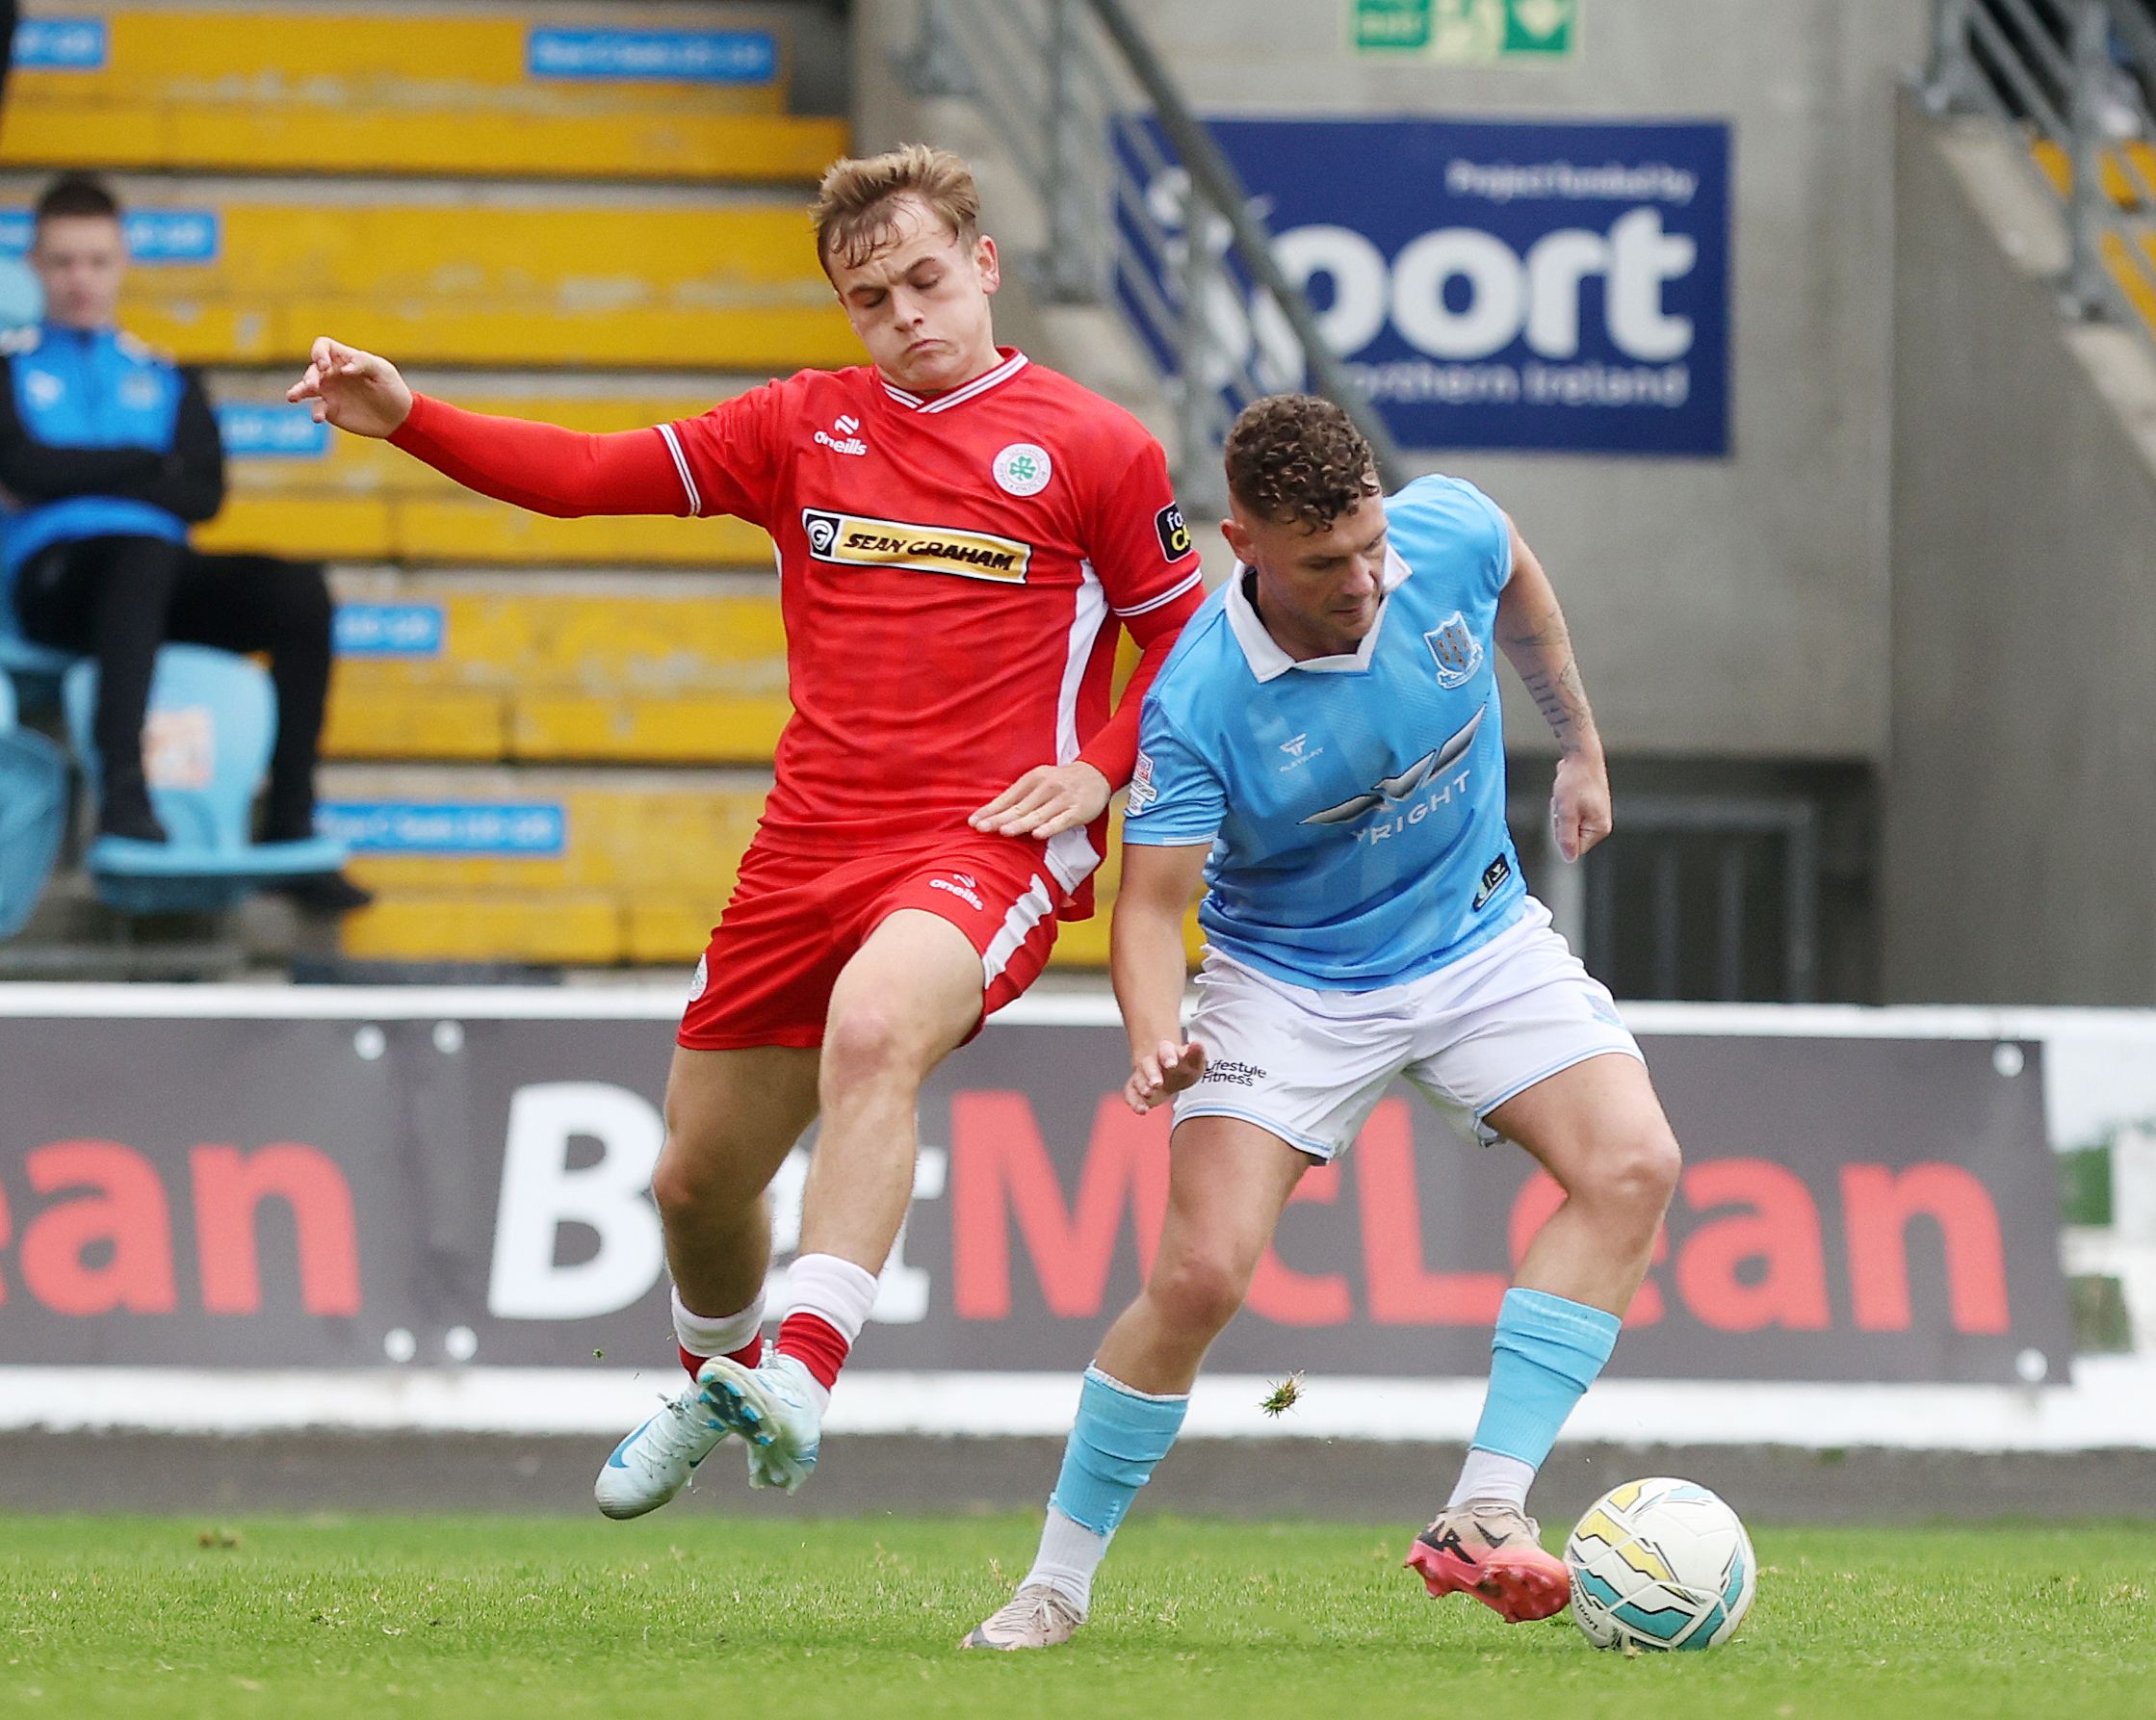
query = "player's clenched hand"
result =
(286, 336, 414, 439)
(1125, 1038, 1206, 1113)
(969, 761, 1111, 840)
(1550, 751, 1613, 862)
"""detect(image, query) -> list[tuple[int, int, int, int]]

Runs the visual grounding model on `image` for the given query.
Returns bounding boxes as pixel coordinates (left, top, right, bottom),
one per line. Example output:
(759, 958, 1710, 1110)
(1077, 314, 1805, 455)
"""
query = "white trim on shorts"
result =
(981, 873, 1056, 987)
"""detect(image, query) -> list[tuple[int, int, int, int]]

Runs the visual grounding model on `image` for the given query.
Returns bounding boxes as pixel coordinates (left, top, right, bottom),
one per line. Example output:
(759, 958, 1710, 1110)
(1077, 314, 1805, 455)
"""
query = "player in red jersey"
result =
(290, 144, 1205, 1515)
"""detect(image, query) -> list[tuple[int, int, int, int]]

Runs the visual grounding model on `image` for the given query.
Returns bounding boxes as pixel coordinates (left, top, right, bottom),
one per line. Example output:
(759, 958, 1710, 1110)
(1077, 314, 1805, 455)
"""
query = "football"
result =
(1565, 1477, 1756, 1651)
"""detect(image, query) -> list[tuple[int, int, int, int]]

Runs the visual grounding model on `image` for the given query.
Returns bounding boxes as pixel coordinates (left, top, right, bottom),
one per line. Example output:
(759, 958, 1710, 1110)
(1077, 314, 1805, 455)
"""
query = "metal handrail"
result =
(898, 0, 1410, 503)
(1926, 0, 2156, 337)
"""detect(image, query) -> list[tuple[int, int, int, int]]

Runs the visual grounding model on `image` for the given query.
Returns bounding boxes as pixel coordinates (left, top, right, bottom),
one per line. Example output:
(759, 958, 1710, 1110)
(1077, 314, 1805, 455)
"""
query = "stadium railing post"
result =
(1923, 0, 1983, 114)
(1041, 0, 1103, 302)
(900, 0, 976, 97)
(2064, 0, 2114, 317)
(1172, 187, 1231, 513)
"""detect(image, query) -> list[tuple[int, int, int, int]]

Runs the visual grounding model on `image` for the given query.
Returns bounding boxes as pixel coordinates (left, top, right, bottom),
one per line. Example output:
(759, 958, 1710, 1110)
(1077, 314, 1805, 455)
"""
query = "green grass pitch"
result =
(2, 1514, 2150, 1719)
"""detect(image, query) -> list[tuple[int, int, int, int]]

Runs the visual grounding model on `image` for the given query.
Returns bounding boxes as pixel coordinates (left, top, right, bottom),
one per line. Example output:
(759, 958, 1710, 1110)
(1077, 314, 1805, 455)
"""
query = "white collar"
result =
(1225, 543, 1413, 682)
(880, 348, 1028, 412)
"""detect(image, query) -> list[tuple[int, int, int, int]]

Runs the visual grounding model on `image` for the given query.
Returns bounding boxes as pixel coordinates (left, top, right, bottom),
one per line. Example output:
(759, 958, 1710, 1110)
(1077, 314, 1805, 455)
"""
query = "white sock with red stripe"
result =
(775, 1253, 880, 1415)
(670, 1285, 766, 1379)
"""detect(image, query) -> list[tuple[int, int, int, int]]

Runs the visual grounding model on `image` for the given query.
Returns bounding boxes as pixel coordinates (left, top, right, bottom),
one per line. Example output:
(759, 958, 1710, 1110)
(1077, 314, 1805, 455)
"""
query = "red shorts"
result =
(677, 835, 1078, 1051)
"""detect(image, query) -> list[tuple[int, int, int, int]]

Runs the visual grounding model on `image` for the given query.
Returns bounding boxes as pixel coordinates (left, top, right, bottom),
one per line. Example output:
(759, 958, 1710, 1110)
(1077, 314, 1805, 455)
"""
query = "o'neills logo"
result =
(801, 508, 1032, 584)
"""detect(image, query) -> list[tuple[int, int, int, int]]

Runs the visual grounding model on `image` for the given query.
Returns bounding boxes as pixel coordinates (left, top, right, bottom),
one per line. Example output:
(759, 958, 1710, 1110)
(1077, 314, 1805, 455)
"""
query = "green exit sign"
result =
(1354, 0, 1578, 62)
(1354, 0, 1432, 50)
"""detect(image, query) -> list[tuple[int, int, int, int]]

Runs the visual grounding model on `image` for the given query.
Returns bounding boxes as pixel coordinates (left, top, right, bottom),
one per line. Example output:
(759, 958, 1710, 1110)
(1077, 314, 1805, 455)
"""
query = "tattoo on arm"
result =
(1499, 599, 1597, 754)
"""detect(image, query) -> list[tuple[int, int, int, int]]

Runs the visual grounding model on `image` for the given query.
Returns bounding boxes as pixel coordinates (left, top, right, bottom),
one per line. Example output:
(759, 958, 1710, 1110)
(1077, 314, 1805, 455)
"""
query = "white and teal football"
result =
(1564, 1477, 1755, 1651)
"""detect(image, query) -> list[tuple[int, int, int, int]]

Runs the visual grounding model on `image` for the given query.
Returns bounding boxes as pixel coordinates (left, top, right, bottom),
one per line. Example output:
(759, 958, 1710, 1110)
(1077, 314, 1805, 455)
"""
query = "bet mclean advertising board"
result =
(0, 1003, 2068, 1385)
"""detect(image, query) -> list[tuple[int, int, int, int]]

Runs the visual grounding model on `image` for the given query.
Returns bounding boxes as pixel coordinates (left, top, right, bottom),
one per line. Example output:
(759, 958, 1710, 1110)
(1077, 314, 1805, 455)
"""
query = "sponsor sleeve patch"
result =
(1127, 750, 1158, 814)
(1154, 502, 1192, 562)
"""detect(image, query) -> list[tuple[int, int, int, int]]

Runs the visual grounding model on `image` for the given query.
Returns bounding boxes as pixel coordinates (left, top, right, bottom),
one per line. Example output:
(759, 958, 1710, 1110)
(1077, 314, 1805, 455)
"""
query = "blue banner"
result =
(12, 17, 107, 70)
(1122, 117, 1731, 456)
(316, 802, 564, 857)
(0, 209, 221, 265)
(332, 605, 445, 660)
(217, 404, 329, 459)
(526, 29, 776, 85)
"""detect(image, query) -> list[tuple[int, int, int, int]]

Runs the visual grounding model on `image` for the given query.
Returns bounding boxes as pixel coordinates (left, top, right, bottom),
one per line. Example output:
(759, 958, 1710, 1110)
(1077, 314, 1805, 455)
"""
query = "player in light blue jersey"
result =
(965, 395, 1682, 1651)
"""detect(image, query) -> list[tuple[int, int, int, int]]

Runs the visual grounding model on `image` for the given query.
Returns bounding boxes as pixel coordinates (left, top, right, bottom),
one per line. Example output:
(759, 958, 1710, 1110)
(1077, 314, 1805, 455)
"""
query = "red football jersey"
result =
(658, 349, 1203, 899)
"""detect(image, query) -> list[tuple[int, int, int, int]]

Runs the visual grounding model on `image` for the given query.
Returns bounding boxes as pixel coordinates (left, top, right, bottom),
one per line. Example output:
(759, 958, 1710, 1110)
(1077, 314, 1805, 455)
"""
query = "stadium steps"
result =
(323, 569, 790, 766)
(2029, 141, 2156, 338)
(2031, 138, 2156, 208)
(199, 372, 777, 565)
(0, 4, 846, 182)
(319, 764, 768, 965)
(0, 174, 857, 369)
(316, 764, 1184, 969)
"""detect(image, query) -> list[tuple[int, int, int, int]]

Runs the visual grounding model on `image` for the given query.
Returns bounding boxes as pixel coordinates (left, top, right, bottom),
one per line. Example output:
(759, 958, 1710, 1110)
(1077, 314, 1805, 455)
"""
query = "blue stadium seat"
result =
(0, 599, 77, 710)
(0, 671, 69, 940)
(63, 642, 348, 912)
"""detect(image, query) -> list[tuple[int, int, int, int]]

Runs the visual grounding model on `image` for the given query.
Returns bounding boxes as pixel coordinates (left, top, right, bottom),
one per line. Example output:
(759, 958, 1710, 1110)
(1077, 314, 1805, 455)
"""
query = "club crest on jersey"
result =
(799, 508, 1032, 584)
(992, 442, 1052, 497)
(1424, 612, 1485, 690)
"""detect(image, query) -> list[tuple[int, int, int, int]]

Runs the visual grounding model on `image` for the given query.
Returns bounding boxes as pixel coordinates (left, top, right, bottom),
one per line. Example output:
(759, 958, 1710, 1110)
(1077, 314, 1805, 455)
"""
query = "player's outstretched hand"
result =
(1550, 750, 1614, 862)
(1125, 1038, 1206, 1114)
(970, 760, 1111, 840)
(286, 336, 414, 439)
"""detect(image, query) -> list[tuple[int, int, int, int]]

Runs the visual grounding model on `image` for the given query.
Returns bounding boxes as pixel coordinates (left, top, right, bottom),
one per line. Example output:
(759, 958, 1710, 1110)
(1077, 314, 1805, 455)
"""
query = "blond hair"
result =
(810, 143, 980, 271)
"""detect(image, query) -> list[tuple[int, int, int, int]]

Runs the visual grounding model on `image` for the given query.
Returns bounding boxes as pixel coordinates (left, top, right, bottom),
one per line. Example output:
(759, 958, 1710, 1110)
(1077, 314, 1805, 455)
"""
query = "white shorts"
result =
(1173, 899, 1643, 1160)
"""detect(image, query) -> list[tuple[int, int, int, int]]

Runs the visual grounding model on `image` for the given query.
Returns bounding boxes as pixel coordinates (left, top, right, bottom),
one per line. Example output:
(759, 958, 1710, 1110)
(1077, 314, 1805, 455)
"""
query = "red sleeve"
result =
(660, 381, 787, 529)
(1085, 436, 1206, 618)
(387, 392, 688, 517)
(1076, 580, 1204, 787)
(1071, 432, 1205, 788)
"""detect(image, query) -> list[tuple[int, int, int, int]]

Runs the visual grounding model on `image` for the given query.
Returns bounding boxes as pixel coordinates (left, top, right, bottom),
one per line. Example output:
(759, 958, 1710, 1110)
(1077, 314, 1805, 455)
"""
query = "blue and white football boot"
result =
(695, 1351, 823, 1494)
(593, 1376, 735, 1520)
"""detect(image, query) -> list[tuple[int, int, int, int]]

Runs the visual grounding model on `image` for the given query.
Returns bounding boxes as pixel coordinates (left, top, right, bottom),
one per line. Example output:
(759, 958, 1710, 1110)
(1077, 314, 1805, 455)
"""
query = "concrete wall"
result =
(1883, 99, 2156, 1004)
(859, 0, 1927, 762)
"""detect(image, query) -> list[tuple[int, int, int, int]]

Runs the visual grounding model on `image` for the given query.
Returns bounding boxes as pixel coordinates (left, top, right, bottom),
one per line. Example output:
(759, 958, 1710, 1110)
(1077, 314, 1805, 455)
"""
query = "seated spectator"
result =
(0, 173, 369, 912)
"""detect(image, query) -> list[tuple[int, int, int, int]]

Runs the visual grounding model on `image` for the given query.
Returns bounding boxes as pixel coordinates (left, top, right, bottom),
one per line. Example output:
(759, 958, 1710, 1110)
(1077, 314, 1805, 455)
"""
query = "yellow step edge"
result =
(2110, 229, 2156, 336)
(1, 107, 844, 183)
(2032, 138, 2156, 208)
(323, 688, 508, 761)
(339, 892, 624, 964)
(508, 695, 790, 764)
(221, 391, 746, 500)
(140, 301, 858, 371)
(17, 13, 792, 115)
(334, 781, 768, 894)
(196, 496, 776, 568)
(624, 898, 719, 965)
(327, 590, 789, 685)
(88, 200, 852, 367)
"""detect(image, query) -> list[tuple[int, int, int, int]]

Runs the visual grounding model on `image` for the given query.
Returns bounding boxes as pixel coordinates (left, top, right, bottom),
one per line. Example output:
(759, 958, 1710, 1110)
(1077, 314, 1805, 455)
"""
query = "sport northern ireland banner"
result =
(1121, 116, 1731, 456)
(0, 1006, 2067, 1385)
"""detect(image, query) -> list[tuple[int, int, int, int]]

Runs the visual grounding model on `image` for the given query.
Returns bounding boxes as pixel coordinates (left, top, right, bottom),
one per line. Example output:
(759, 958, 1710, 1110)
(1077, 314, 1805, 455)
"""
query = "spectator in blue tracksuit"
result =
(0, 174, 367, 911)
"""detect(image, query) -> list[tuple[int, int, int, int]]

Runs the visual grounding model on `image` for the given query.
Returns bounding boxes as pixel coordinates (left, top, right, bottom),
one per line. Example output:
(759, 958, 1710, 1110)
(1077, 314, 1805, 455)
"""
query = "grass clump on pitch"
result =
(1, 1514, 2149, 1719)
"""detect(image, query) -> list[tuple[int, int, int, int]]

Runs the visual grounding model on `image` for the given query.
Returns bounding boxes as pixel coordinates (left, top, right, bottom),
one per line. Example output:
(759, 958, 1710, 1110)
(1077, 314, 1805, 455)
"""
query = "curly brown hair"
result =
(1224, 395, 1380, 532)
(811, 144, 980, 273)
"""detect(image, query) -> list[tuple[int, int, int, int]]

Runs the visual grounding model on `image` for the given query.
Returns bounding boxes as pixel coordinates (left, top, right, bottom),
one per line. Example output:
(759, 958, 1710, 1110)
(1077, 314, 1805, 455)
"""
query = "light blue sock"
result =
(1468, 1287, 1623, 1471)
(1046, 1365, 1190, 1537)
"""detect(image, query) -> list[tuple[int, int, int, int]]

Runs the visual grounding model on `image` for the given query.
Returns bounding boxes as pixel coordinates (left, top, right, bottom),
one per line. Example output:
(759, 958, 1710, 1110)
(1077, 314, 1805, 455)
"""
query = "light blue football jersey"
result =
(1123, 473, 1525, 990)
